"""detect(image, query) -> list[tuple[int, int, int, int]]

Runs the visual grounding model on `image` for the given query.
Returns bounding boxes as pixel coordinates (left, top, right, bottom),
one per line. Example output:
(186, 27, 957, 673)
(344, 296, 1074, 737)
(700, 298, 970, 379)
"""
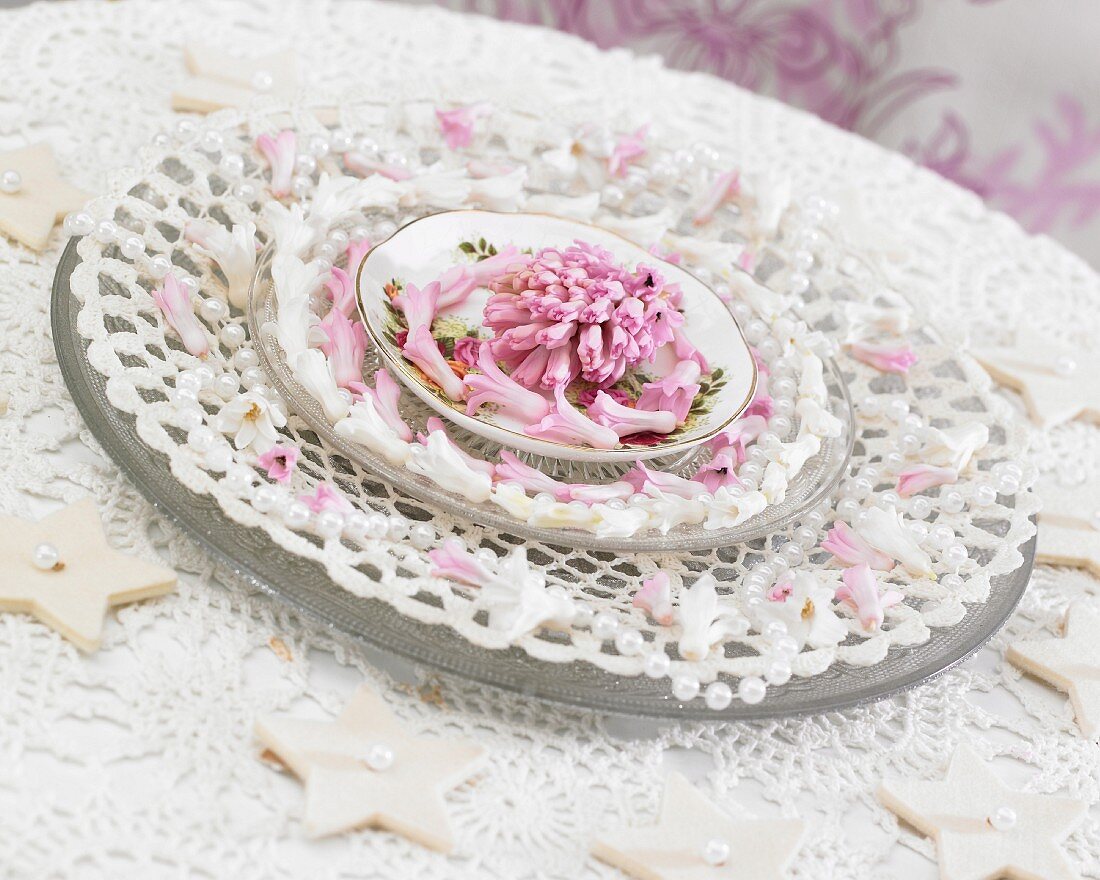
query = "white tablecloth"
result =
(1, 2, 1097, 878)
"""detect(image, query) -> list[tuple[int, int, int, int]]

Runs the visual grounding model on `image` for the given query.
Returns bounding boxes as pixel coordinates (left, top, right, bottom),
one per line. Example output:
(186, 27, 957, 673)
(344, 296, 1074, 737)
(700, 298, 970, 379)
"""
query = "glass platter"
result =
(53, 238, 1037, 721)
(249, 243, 856, 552)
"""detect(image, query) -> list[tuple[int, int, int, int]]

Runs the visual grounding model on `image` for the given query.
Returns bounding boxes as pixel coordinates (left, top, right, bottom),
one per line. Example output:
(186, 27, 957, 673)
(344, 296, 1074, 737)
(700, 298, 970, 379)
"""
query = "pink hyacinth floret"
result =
(633, 572, 674, 625)
(608, 124, 648, 178)
(436, 245, 524, 312)
(436, 103, 492, 150)
(393, 280, 441, 336)
(417, 418, 497, 478)
(429, 537, 490, 587)
(525, 384, 620, 450)
(693, 452, 743, 493)
(345, 237, 373, 274)
(848, 340, 918, 374)
(821, 521, 896, 571)
(402, 324, 467, 401)
(637, 359, 701, 425)
(154, 274, 208, 357)
(484, 240, 685, 390)
(705, 414, 768, 465)
(452, 336, 481, 367)
(624, 462, 703, 500)
(255, 130, 297, 197)
(836, 563, 903, 631)
(494, 450, 567, 497)
(325, 267, 357, 318)
(895, 464, 958, 498)
(693, 169, 741, 226)
(299, 483, 353, 514)
(319, 309, 368, 389)
(586, 390, 676, 439)
(465, 340, 551, 424)
(257, 444, 299, 484)
(349, 368, 413, 441)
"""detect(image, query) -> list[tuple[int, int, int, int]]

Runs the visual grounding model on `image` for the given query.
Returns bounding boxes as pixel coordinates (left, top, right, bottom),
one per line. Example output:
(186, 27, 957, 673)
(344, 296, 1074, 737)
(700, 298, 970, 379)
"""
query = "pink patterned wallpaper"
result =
(418, 0, 1100, 267)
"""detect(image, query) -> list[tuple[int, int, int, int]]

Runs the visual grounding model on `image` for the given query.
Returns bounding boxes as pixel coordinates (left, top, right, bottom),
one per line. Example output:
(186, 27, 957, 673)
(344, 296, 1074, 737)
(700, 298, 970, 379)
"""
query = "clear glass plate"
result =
(54, 239, 1035, 720)
(250, 243, 855, 552)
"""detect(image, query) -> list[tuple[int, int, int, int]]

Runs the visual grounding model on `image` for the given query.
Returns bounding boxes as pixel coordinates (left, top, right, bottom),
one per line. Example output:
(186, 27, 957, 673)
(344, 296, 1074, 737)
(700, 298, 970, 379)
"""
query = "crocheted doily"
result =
(69, 95, 1037, 701)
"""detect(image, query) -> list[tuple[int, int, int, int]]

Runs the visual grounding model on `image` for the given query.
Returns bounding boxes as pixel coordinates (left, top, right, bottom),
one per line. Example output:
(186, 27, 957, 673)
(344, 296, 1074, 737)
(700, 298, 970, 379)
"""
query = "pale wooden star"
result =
(0, 498, 177, 651)
(878, 746, 1087, 880)
(255, 685, 485, 850)
(1008, 603, 1100, 739)
(171, 44, 298, 113)
(591, 773, 804, 880)
(1034, 482, 1100, 575)
(971, 342, 1100, 430)
(0, 144, 89, 251)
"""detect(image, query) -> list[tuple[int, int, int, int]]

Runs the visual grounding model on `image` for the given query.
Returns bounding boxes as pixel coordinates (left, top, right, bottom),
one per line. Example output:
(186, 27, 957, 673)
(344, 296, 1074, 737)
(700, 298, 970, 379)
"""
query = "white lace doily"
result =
(0, 1, 1098, 878)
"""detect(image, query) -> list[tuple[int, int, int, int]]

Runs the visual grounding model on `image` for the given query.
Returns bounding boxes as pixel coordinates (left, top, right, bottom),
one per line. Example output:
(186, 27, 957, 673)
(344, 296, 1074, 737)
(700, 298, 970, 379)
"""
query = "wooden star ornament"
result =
(0, 499, 177, 651)
(591, 773, 804, 880)
(255, 685, 486, 850)
(0, 144, 90, 251)
(879, 746, 1087, 880)
(1033, 482, 1100, 576)
(171, 44, 298, 113)
(1008, 603, 1100, 739)
(971, 341, 1100, 430)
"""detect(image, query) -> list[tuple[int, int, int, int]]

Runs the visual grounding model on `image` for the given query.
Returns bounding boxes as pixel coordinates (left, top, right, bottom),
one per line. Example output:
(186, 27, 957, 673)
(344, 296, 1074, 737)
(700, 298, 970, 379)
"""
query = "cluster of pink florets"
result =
(483, 241, 684, 389)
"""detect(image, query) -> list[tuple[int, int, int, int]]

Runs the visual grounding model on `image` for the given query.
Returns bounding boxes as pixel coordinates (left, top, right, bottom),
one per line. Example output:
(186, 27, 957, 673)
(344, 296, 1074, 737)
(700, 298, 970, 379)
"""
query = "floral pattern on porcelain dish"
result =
(356, 210, 757, 462)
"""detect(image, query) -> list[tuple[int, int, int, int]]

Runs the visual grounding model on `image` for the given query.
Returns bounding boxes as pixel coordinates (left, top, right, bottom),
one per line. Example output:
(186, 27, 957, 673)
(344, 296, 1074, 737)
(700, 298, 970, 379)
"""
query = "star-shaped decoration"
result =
(255, 685, 485, 850)
(0, 499, 177, 651)
(591, 773, 804, 879)
(878, 746, 1087, 880)
(0, 144, 89, 251)
(1008, 603, 1100, 739)
(971, 341, 1100, 429)
(171, 44, 298, 113)
(1033, 482, 1100, 575)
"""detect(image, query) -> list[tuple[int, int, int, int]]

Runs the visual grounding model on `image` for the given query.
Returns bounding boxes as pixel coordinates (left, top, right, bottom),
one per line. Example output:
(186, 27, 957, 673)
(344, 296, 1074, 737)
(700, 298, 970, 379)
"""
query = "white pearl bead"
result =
(295, 153, 317, 176)
(240, 366, 266, 390)
(94, 219, 118, 243)
(199, 130, 224, 153)
(788, 272, 810, 294)
(615, 629, 644, 656)
(765, 658, 792, 685)
(200, 298, 228, 323)
(0, 169, 22, 194)
(910, 497, 932, 520)
(252, 485, 282, 513)
(1053, 355, 1077, 377)
(887, 399, 910, 422)
(763, 620, 788, 640)
(343, 511, 371, 540)
(187, 425, 217, 453)
(738, 676, 767, 704)
(214, 373, 240, 399)
(179, 276, 200, 298)
(32, 542, 62, 571)
(251, 69, 274, 92)
(235, 182, 258, 201)
(643, 651, 671, 678)
(219, 153, 245, 177)
(387, 515, 409, 541)
(149, 253, 172, 278)
(941, 491, 965, 514)
(975, 485, 997, 507)
(176, 371, 203, 394)
(174, 407, 203, 432)
(308, 135, 331, 158)
(409, 523, 435, 549)
(592, 612, 619, 641)
(203, 446, 233, 472)
(63, 211, 95, 237)
(364, 513, 389, 539)
(234, 348, 259, 371)
(315, 510, 345, 539)
(282, 501, 312, 530)
(987, 805, 1016, 831)
(220, 323, 247, 348)
(120, 235, 145, 260)
(671, 674, 700, 702)
(704, 682, 733, 711)
(222, 464, 254, 494)
(773, 636, 800, 658)
(364, 743, 394, 771)
(701, 837, 730, 866)
(944, 543, 969, 567)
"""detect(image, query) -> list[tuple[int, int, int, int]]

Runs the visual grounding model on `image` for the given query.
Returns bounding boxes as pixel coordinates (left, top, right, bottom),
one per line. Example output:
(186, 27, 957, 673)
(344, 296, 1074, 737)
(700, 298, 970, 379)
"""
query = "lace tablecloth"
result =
(1, 2, 1097, 878)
